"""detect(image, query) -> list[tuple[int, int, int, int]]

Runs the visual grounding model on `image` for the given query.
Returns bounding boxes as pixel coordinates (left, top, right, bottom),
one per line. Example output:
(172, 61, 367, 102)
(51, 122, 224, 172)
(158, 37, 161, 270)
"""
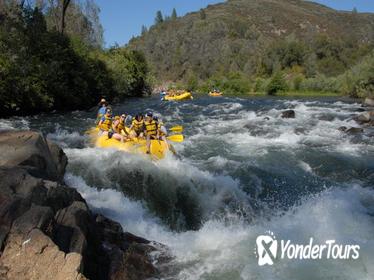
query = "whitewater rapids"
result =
(1, 96, 373, 280)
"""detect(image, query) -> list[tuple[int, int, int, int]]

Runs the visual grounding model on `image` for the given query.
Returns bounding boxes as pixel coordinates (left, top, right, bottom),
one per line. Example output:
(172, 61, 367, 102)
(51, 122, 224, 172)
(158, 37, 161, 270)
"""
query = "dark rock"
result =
(346, 127, 364, 134)
(11, 205, 54, 237)
(338, 126, 347, 132)
(0, 131, 162, 280)
(47, 140, 68, 181)
(54, 201, 90, 254)
(318, 115, 335, 121)
(281, 110, 295, 118)
(45, 182, 84, 213)
(0, 131, 64, 181)
(294, 127, 307, 135)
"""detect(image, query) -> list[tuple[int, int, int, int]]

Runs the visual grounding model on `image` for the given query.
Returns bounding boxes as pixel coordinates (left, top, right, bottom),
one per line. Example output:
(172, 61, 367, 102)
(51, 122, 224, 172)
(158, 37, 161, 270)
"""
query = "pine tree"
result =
(155, 10, 163, 25)
(171, 8, 177, 20)
(141, 25, 147, 35)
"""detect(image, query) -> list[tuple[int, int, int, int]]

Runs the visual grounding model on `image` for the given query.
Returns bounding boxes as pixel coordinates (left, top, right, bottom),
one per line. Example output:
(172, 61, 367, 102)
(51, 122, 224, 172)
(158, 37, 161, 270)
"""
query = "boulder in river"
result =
(0, 130, 163, 280)
(338, 126, 347, 132)
(353, 111, 374, 125)
(281, 110, 295, 118)
(346, 127, 364, 134)
(364, 97, 374, 107)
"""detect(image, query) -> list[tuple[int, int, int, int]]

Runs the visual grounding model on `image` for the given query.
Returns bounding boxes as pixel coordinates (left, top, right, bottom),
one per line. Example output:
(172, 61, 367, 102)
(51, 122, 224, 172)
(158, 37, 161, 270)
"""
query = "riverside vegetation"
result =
(129, 0, 374, 97)
(0, 1, 151, 117)
(2, 0, 374, 116)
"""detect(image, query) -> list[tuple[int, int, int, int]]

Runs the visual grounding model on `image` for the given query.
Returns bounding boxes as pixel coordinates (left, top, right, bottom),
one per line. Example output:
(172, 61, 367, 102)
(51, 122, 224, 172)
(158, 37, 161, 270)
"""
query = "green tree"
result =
(171, 8, 177, 20)
(141, 25, 147, 35)
(266, 72, 288, 95)
(155, 10, 163, 25)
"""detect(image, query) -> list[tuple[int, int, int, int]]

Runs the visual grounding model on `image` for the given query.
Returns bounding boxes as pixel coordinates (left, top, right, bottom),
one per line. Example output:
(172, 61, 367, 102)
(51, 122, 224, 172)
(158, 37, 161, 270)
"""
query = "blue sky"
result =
(95, 0, 374, 47)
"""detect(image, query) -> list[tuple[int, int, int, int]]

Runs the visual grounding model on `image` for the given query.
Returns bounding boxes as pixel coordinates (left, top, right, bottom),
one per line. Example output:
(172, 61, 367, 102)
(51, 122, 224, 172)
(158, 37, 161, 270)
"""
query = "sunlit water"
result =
(1, 95, 374, 280)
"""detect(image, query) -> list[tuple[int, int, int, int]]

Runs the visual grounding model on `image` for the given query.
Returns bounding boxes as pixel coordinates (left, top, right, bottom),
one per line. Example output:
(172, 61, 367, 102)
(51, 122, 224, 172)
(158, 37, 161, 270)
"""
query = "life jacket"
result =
(112, 116, 124, 134)
(117, 120, 126, 134)
(99, 115, 112, 131)
(144, 120, 158, 136)
(132, 118, 144, 133)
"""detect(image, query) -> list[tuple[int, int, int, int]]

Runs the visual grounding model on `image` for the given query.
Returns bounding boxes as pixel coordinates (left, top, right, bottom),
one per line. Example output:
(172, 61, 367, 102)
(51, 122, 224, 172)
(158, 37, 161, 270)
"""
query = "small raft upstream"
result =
(163, 91, 193, 101)
(87, 128, 171, 159)
(209, 92, 223, 97)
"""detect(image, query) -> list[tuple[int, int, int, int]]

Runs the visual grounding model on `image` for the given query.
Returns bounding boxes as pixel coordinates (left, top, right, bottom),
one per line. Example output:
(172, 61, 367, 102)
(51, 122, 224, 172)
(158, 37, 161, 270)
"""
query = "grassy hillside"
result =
(127, 0, 374, 96)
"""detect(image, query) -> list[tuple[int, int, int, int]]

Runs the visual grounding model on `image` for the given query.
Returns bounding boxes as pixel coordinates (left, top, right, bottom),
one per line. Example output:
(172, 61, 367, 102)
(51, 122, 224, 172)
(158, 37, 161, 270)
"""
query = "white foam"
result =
(65, 172, 374, 280)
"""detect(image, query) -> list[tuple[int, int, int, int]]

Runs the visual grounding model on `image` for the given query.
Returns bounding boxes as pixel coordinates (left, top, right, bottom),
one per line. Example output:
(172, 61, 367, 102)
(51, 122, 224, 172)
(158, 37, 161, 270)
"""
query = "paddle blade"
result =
(167, 134, 184, 142)
(170, 125, 183, 132)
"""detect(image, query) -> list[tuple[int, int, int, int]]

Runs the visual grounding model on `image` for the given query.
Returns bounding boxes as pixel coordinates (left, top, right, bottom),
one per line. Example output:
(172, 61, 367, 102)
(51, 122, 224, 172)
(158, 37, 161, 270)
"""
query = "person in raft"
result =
(144, 112, 160, 154)
(153, 116, 169, 149)
(129, 113, 145, 139)
(96, 98, 108, 124)
(98, 108, 125, 142)
(112, 114, 130, 140)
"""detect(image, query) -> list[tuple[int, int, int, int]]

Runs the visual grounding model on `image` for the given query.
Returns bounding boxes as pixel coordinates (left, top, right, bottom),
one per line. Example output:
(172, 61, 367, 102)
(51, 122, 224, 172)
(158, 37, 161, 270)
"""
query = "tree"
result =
(200, 9, 206, 20)
(171, 8, 177, 20)
(352, 7, 358, 14)
(60, 0, 71, 34)
(155, 10, 163, 25)
(266, 72, 288, 95)
(141, 25, 147, 35)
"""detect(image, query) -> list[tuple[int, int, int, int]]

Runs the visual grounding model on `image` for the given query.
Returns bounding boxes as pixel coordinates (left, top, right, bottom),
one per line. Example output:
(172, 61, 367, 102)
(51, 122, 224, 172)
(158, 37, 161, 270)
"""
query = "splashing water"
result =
(2, 95, 374, 279)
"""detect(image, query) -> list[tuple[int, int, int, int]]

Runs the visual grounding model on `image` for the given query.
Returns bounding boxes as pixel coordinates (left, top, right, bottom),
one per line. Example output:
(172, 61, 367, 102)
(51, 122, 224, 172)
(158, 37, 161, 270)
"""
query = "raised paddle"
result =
(170, 125, 183, 132)
(166, 134, 184, 142)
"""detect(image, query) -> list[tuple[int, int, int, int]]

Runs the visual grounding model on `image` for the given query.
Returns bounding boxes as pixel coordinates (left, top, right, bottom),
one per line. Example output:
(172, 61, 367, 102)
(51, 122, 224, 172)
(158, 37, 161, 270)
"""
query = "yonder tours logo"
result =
(255, 231, 360, 266)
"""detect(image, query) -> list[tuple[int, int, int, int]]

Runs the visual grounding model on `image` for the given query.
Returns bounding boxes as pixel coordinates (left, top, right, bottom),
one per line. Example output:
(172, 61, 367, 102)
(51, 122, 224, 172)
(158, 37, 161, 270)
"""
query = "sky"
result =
(95, 0, 374, 47)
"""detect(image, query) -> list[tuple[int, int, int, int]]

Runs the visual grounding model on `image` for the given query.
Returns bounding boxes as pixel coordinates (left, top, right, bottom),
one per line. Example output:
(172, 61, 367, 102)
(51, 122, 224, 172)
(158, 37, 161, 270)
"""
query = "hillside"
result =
(127, 0, 374, 83)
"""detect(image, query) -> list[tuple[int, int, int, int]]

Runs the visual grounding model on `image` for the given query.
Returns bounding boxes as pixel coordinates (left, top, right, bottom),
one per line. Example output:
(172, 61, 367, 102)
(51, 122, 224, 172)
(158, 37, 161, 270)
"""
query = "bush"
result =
(266, 72, 288, 95)
(292, 74, 305, 91)
(338, 52, 374, 98)
(299, 74, 340, 93)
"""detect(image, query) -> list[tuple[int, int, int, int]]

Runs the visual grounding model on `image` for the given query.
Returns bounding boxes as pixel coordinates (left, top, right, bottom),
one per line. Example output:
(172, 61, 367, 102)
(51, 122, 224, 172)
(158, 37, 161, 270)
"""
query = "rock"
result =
(11, 205, 54, 237)
(54, 201, 90, 254)
(0, 131, 66, 181)
(47, 140, 68, 181)
(281, 110, 295, 118)
(263, 116, 270, 121)
(0, 131, 162, 280)
(338, 126, 347, 132)
(353, 111, 374, 124)
(294, 127, 307, 135)
(364, 97, 374, 107)
(0, 228, 87, 280)
(318, 115, 335, 121)
(346, 127, 364, 134)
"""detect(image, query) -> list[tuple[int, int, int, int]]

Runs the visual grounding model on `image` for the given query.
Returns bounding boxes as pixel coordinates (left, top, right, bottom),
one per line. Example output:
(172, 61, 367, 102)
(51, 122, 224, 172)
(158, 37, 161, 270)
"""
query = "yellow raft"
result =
(87, 128, 170, 159)
(163, 91, 193, 101)
(209, 92, 223, 97)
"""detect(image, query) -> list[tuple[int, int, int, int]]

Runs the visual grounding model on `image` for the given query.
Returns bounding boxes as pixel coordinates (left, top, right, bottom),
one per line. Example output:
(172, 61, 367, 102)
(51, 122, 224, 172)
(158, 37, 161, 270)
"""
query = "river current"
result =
(1, 95, 373, 280)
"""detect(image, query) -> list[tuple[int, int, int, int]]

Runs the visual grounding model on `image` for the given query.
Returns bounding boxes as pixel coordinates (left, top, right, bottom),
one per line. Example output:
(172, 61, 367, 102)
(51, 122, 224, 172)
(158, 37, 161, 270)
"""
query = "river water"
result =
(1, 95, 374, 280)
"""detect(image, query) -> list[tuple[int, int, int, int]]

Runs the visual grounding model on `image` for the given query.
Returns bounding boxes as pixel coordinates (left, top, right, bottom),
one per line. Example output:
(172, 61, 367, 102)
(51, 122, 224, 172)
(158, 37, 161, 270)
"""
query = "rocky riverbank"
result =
(0, 130, 164, 280)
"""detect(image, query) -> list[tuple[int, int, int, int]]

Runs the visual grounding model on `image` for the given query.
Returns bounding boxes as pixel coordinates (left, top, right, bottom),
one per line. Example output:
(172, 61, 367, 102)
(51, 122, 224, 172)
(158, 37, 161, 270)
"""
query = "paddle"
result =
(167, 134, 184, 142)
(170, 125, 183, 132)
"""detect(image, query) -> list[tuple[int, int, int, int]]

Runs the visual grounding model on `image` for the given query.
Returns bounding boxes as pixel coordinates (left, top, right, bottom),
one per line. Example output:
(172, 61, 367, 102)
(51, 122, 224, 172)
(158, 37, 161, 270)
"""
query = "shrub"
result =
(266, 72, 288, 95)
